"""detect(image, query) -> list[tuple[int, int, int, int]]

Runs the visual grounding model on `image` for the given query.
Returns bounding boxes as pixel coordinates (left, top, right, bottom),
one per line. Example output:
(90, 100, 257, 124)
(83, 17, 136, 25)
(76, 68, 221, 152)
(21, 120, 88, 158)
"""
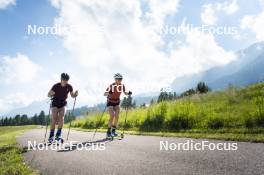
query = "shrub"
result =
(207, 117, 224, 129)
(244, 117, 255, 128)
(139, 103, 167, 131)
(256, 115, 264, 127)
(166, 114, 190, 131)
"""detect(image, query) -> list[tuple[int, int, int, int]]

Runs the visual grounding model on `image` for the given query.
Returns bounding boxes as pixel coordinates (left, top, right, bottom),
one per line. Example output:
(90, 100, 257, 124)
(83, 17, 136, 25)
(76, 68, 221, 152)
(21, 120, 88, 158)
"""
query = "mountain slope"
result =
(171, 42, 264, 92)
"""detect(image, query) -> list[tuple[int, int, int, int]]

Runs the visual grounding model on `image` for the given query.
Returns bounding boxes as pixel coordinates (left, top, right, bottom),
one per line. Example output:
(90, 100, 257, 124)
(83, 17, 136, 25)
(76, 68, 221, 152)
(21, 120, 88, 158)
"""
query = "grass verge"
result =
(0, 126, 37, 175)
(72, 127, 264, 143)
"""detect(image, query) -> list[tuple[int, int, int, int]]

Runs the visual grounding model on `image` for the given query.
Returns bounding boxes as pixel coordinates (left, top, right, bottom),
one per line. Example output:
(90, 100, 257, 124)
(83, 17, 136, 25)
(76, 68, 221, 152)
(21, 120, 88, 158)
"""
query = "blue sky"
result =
(0, 0, 263, 115)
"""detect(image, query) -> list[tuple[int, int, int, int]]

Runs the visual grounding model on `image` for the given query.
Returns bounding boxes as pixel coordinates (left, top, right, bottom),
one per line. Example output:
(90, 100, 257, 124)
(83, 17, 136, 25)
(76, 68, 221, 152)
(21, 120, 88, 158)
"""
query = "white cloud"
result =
(0, 93, 33, 113)
(145, 0, 180, 27)
(201, 4, 217, 25)
(169, 30, 236, 75)
(201, 0, 239, 25)
(50, 0, 236, 105)
(0, 0, 15, 9)
(259, 0, 264, 8)
(240, 11, 264, 41)
(219, 0, 239, 14)
(0, 53, 41, 84)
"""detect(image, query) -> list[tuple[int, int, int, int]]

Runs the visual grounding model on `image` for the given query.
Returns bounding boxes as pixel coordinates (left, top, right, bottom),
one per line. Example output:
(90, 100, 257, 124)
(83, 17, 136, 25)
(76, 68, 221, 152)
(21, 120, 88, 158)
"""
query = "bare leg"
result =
(113, 105, 120, 127)
(49, 107, 58, 140)
(108, 106, 115, 128)
(51, 107, 59, 130)
(55, 107, 65, 139)
(58, 107, 65, 128)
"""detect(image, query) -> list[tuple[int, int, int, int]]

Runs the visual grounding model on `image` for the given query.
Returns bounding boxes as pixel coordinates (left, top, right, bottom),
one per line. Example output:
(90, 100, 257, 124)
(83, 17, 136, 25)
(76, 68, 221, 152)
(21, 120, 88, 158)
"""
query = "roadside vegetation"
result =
(71, 82, 264, 142)
(0, 126, 37, 175)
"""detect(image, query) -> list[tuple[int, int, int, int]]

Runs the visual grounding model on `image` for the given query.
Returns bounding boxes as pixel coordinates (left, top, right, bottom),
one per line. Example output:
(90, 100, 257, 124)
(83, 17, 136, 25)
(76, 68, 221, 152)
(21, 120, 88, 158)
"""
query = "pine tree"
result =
(38, 111, 46, 125)
(150, 99, 155, 105)
(196, 81, 210, 94)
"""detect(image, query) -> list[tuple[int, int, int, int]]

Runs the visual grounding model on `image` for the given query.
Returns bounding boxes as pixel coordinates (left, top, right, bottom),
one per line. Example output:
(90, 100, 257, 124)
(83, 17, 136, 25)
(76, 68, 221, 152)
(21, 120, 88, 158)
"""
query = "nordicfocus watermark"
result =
(27, 24, 74, 35)
(27, 23, 239, 36)
(160, 24, 239, 36)
(27, 24, 105, 36)
(27, 141, 106, 151)
(160, 140, 238, 151)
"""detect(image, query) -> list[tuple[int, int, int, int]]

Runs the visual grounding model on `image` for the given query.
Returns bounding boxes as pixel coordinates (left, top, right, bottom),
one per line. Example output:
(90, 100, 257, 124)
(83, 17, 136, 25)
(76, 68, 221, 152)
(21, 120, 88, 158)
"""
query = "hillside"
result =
(171, 42, 264, 92)
(71, 82, 264, 141)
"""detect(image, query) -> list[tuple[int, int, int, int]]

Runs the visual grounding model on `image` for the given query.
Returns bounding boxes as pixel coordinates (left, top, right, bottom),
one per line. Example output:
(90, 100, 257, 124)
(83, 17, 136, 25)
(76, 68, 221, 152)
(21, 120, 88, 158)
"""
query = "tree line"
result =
(155, 81, 210, 104)
(0, 110, 76, 126)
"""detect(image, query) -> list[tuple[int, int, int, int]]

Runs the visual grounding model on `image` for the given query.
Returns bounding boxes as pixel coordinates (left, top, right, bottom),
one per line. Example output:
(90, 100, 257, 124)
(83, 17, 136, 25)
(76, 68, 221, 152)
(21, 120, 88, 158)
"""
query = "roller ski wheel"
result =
(120, 133, 124, 139)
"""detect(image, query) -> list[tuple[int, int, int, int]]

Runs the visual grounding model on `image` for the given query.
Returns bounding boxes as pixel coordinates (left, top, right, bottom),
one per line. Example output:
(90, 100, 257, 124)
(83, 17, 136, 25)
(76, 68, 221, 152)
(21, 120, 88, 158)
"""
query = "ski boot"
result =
(111, 129, 118, 137)
(106, 130, 113, 140)
(48, 137, 54, 145)
(55, 136, 64, 144)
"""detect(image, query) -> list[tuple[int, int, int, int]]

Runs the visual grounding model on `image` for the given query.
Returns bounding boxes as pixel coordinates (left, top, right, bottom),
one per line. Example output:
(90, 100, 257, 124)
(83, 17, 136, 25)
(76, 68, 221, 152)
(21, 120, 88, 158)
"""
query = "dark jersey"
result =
(51, 83, 73, 108)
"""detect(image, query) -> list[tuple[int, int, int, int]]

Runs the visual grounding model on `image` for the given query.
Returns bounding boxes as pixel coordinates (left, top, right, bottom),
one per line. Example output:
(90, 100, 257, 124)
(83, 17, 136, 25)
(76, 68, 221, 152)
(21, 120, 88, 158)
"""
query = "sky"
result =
(0, 0, 264, 115)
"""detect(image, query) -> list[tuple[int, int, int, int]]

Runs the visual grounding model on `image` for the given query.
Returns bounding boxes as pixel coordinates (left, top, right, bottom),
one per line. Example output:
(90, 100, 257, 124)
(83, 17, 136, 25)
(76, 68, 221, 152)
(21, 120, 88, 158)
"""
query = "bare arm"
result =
(104, 92, 110, 96)
(70, 90, 78, 98)
(48, 90, 55, 98)
(104, 85, 111, 96)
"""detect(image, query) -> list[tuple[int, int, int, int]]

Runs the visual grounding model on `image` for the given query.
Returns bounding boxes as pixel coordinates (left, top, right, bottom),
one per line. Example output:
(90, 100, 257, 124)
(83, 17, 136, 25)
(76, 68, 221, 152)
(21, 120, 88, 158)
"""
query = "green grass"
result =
(70, 82, 264, 142)
(73, 127, 264, 142)
(0, 126, 37, 175)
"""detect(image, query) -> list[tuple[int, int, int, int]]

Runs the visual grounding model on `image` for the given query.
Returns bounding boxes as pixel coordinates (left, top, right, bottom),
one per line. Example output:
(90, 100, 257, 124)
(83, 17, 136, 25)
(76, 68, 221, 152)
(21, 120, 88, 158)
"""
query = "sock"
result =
(112, 126, 116, 133)
(56, 128, 62, 138)
(49, 129, 55, 138)
(107, 127, 111, 133)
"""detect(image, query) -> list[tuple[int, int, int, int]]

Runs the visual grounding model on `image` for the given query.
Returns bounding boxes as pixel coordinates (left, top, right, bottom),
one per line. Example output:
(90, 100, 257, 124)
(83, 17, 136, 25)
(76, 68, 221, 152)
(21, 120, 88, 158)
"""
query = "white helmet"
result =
(114, 73, 123, 79)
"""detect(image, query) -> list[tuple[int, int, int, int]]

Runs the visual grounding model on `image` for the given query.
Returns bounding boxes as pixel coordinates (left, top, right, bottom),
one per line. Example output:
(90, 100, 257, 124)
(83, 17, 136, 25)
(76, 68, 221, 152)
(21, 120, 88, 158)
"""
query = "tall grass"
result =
(71, 82, 264, 132)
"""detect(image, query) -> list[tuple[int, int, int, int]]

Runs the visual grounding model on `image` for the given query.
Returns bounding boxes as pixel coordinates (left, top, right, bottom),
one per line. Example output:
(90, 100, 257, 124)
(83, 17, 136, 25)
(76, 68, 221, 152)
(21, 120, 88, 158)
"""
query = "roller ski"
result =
(112, 128, 124, 139)
(55, 136, 64, 144)
(112, 132, 125, 140)
(47, 137, 55, 145)
(109, 127, 124, 140)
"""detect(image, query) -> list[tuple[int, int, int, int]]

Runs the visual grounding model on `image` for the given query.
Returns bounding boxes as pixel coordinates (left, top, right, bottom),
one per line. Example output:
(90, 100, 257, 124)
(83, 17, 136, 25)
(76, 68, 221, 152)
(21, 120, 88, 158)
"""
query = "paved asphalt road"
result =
(17, 129, 264, 175)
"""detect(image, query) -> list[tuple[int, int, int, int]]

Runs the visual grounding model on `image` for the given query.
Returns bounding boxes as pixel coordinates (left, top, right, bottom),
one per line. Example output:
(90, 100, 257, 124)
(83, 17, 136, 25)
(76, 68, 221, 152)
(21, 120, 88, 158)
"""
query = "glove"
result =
(74, 90, 79, 97)
(128, 91, 132, 95)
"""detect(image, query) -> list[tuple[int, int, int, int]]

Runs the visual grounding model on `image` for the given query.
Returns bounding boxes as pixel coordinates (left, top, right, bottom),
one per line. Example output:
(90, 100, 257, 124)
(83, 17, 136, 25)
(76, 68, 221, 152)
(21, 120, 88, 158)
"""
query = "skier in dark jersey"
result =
(47, 73, 78, 143)
(104, 73, 132, 138)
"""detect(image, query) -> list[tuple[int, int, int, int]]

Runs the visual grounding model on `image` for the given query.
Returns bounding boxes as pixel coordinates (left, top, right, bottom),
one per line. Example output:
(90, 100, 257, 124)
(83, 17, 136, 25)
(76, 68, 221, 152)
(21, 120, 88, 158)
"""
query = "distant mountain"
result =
(171, 42, 264, 92)
(4, 100, 49, 117)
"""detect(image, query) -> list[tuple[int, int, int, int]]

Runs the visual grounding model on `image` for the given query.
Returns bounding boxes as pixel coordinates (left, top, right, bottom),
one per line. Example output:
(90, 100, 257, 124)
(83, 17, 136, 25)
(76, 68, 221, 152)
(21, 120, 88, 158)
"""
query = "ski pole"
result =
(67, 97, 77, 140)
(91, 104, 107, 141)
(121, 95, 131, 139)
(44, 101, 52, 142)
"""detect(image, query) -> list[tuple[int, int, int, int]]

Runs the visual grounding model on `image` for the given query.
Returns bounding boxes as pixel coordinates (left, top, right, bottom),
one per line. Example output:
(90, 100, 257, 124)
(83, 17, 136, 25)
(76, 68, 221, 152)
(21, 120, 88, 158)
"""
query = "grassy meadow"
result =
(0, 126, 37, 175)
(70, 83, 264, 142)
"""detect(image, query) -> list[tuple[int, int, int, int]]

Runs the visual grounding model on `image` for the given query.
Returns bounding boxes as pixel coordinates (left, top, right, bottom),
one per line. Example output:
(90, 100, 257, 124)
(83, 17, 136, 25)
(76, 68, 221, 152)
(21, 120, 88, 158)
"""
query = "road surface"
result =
(17, 129, 264, 175)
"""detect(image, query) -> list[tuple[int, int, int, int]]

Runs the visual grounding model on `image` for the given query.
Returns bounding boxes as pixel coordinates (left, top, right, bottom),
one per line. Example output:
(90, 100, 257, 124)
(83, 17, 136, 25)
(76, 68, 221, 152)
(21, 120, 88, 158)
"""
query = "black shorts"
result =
(52, 100, 67, 108)
(107, 101, 120, 107)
